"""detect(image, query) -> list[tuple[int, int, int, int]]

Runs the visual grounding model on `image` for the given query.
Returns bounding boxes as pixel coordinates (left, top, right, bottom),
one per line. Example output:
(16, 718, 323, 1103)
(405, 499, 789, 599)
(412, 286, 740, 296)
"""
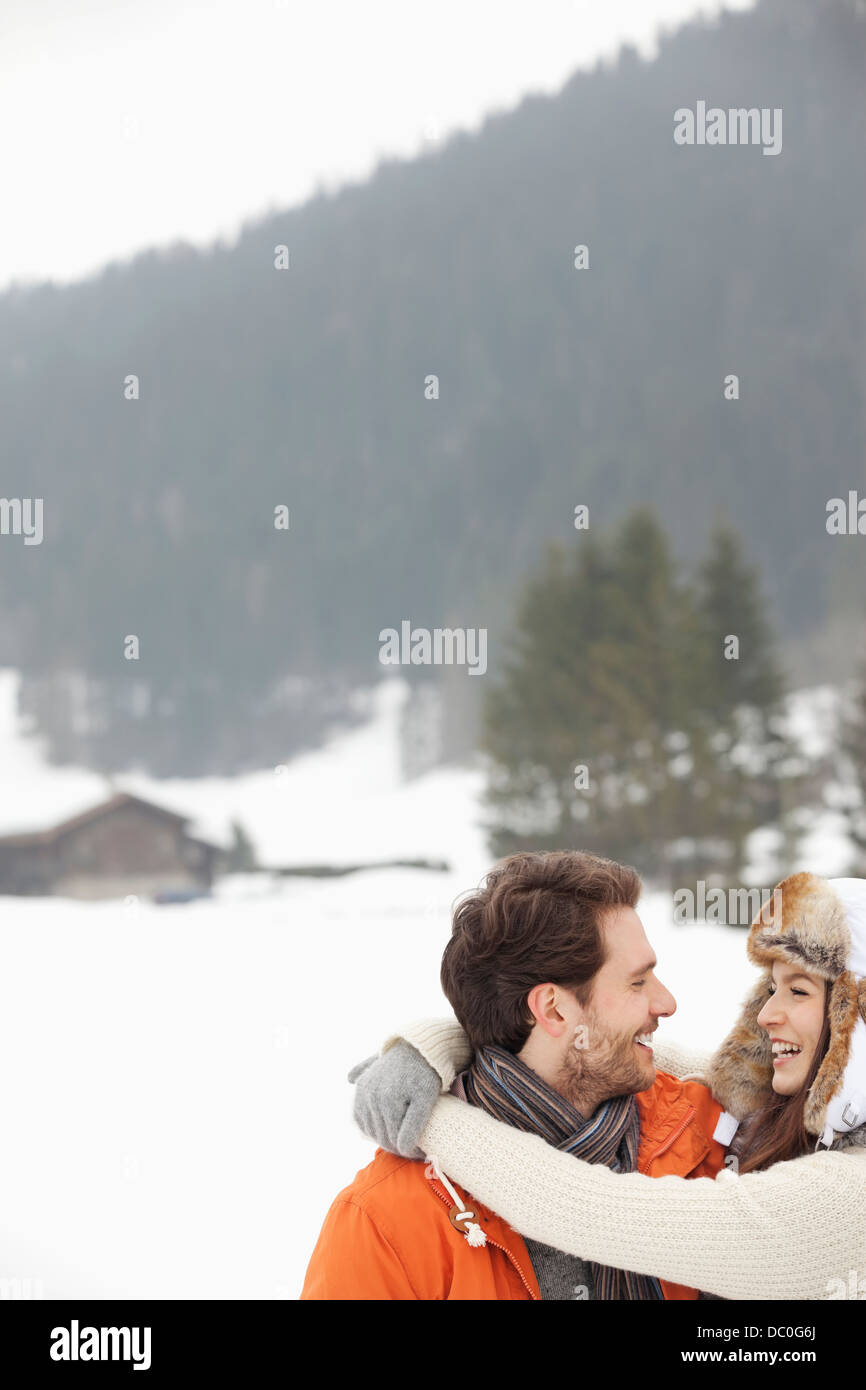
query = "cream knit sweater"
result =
(383, 1018, 866, 1301)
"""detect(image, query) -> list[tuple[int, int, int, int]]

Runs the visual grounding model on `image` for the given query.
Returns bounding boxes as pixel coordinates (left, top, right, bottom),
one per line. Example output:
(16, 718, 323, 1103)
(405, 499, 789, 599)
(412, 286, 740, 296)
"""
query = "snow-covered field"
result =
(0, 671, 854, 1298)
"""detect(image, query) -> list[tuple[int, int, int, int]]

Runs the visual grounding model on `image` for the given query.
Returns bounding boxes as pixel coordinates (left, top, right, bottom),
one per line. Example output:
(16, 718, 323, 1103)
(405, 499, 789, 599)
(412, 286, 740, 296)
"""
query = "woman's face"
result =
(755, 962, 827, 1096)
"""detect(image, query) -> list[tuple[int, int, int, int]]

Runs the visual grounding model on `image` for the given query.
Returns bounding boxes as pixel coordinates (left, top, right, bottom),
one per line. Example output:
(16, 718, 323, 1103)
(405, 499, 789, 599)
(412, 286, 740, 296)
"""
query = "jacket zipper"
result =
(639, 1104, 695, 1174)
(430, 1182, 540, 1300)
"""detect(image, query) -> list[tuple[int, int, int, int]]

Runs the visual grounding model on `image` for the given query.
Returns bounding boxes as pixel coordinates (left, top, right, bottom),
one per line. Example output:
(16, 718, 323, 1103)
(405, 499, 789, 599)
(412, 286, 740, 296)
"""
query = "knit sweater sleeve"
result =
(381, 1016, 472, 1091)
(380, 1019, 712, 1090)
(380, 1019, 713, 1090)
(419, 1095, 866, 1300)
(651, 1035, 714, 1082)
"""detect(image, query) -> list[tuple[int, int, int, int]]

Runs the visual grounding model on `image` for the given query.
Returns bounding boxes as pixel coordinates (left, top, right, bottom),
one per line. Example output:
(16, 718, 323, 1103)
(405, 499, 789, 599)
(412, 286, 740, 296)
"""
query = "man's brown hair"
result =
(440, 850, 641, 1053)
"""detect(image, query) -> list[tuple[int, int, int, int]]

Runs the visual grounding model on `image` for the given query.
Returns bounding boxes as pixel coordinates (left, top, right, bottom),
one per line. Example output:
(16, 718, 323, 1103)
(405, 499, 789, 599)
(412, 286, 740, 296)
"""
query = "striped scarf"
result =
(463, 1045, 664, 1300)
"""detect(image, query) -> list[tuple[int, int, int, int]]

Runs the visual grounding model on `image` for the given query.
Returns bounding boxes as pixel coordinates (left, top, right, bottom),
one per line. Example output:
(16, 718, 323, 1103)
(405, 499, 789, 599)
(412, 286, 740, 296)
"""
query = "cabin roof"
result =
(0, 791, 216, 850)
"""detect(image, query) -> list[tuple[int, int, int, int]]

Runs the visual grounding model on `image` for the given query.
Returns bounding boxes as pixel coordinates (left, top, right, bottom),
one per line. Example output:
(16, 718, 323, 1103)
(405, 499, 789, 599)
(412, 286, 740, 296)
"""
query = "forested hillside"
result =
(1, 0, 863, 772)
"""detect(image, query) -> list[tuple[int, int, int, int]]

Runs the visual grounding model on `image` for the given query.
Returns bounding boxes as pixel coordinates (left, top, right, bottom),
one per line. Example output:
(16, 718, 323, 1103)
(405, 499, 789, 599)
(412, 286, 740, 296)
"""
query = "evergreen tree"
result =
(483, 512, 801, 890)
(483, 510, 693, 877)
(683, 520, 802, 888)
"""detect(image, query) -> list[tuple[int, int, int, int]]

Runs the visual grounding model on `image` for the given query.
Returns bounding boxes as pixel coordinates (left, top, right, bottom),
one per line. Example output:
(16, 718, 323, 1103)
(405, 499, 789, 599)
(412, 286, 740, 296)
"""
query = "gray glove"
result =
(348, 1040, 443, 1159)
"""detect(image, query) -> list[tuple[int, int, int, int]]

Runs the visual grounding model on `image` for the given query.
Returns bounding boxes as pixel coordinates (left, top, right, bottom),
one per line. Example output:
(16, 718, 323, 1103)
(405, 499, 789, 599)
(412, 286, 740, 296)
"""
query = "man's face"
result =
(556, 906, 677, 1113)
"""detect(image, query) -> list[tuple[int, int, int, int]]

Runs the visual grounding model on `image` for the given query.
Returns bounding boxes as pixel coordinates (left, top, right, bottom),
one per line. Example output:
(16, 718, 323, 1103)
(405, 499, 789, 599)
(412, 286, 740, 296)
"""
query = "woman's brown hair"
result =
(737, 981, 831, 1175)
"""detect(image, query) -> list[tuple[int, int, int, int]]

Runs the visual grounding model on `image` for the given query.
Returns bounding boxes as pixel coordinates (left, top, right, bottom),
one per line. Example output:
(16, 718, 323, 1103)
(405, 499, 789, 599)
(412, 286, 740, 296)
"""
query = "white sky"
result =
(0, 0, 755, 291)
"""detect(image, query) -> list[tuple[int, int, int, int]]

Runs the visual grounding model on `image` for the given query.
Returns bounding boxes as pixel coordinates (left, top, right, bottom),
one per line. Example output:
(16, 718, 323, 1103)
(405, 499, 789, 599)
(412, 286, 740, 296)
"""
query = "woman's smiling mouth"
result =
(771, 1037, 803, 1065)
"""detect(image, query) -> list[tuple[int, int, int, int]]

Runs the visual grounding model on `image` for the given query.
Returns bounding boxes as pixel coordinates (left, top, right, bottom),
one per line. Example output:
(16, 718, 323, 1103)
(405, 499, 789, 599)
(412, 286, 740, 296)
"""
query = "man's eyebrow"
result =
(631, 959, 657, 978)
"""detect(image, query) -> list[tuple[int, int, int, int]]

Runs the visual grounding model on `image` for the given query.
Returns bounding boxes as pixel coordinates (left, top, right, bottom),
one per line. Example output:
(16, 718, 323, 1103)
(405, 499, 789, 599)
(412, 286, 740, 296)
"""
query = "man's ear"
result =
(526, 983, 582, 1040)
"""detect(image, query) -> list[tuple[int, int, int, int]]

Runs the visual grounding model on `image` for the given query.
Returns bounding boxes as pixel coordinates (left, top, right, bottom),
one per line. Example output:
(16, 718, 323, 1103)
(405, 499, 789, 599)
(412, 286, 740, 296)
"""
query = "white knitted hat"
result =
(706, 872, 866, 1148)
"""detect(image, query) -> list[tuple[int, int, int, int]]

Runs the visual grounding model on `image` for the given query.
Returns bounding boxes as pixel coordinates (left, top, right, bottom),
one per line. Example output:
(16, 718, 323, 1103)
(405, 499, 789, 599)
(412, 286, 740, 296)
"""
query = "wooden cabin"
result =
(0, 792, 220, 900)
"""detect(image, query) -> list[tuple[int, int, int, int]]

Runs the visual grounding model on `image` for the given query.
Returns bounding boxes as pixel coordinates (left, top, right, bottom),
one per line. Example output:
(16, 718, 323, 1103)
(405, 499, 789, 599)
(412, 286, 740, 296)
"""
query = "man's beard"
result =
(556, 1009, 654, 1115)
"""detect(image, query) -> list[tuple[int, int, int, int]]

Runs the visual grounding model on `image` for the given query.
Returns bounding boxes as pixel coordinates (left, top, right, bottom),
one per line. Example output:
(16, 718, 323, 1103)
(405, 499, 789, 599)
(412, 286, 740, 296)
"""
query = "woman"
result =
(353, 872, 866, 1300)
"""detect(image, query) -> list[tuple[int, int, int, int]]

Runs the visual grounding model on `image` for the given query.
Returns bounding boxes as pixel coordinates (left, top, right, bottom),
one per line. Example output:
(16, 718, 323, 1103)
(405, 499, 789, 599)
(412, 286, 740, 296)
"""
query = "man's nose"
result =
(651, 979, 677, 1019)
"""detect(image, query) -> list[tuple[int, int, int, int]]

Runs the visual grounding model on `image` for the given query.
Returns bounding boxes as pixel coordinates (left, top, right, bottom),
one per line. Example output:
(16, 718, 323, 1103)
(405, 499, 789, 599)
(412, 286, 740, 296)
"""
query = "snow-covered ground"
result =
(0, 671, 855, 1298)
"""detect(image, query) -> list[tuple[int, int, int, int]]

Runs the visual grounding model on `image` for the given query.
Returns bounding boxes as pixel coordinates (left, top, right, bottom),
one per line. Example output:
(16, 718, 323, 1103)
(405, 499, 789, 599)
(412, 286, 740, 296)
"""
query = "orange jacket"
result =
(301, 1068, 726, 1301)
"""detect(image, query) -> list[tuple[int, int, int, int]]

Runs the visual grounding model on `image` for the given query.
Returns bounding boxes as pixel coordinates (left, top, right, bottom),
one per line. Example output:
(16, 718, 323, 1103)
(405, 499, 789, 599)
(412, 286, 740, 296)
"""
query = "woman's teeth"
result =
(772, 1040, 802, 1062)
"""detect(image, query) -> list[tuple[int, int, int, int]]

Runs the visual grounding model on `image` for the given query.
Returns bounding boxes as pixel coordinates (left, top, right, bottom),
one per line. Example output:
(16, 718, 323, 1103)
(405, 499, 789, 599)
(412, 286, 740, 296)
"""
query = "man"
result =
(301, 850, 726, 1300)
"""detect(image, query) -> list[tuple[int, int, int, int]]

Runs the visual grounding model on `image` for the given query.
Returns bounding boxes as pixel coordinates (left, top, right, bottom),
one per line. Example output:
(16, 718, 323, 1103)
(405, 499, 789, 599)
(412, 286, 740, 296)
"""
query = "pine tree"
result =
(483, 510, 692, 876)
(682, 519, 801, 889)
(482, 511, 800, 890)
